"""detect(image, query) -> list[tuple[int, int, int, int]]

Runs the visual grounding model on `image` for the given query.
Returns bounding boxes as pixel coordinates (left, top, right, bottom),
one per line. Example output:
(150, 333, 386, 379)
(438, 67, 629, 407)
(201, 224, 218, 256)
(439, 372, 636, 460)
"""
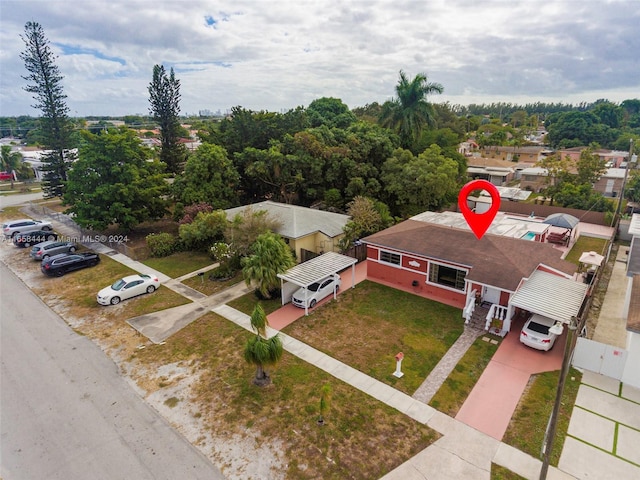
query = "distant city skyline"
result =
(1, 0, 638, 117)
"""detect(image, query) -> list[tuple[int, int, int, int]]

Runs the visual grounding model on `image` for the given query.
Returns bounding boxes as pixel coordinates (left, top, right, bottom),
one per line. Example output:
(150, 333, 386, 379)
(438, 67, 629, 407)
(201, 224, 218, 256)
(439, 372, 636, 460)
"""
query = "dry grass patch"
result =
(131, 312, 440, 479)
(283, 280, 464, 394)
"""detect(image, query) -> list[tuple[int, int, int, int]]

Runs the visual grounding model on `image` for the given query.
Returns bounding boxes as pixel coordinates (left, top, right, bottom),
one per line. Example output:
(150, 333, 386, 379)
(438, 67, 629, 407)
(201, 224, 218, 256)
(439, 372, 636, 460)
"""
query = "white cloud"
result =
(1, 0, 638, 117)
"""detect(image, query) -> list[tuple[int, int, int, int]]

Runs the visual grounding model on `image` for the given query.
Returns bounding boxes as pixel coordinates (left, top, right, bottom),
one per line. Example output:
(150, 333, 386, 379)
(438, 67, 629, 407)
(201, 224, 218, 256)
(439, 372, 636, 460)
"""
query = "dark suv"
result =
(41, 253, 100, 276)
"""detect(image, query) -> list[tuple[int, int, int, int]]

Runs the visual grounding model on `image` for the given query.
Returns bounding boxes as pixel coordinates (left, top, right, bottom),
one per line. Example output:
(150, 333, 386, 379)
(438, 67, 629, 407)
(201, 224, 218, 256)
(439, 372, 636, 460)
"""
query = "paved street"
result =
(0, 262, 225, 480)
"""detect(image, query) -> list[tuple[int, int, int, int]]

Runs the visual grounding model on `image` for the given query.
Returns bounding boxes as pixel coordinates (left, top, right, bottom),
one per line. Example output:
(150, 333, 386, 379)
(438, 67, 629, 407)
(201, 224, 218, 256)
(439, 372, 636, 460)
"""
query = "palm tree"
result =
(243, 304, 283, 386)
(241, 231, 295, 299)
(1, 145, 24, 189)
(380, 70, 443, 150)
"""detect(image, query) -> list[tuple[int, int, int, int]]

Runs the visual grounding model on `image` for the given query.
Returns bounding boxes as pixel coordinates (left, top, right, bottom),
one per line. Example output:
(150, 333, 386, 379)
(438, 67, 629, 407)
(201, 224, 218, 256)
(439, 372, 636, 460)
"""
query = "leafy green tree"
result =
(239, 144, 308, 203)
(172, 143, 239, 208)
(592, 102, 623, 129)
(64, 128, 169, 231)
(205, 106, 309, 155)
(243, 304, 283, 387)
(178, 210, 227, 251)
(307, 97, 356, 128)
(225, 207, 282, 258)
(538, 153, 572, 205)
(381, 145, 459, 217)
(20, 21, 76, 197)
(339, 196, 393, 250)
(554, 183, 614, 212)
(379, 70, 443, 150)
(576, 145, 607, 185)
(148, 64, 187, 174)
(242, 231, 295, 299)
(625, 171, 640, 203)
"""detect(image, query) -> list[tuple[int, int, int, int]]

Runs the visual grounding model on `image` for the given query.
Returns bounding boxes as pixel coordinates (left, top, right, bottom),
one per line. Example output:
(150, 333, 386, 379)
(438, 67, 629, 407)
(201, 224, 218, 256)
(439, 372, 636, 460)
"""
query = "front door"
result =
(483, 287, 501, 305)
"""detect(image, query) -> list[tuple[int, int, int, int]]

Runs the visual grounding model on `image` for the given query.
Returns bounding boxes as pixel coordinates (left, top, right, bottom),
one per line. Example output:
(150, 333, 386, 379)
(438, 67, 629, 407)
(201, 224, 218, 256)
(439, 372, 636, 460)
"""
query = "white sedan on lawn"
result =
(97, 274, 160, 305)
(291, 274, 341, 309)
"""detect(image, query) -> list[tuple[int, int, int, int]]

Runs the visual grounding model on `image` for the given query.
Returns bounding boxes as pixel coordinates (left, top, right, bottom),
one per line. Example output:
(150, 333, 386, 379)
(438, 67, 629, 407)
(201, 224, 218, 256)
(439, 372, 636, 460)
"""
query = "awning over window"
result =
(509, 269, 588, 324)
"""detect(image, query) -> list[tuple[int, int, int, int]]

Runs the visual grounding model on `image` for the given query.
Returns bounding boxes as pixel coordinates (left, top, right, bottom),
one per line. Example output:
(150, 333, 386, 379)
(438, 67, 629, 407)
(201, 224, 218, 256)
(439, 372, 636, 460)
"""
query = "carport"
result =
(277, 251, 358, 316)
(507, 269, 589, 331)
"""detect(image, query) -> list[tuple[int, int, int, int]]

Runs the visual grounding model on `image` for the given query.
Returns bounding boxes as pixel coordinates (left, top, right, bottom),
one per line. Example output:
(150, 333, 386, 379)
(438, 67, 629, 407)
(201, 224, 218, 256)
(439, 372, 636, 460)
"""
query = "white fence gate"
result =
(572, 337, 628, 379)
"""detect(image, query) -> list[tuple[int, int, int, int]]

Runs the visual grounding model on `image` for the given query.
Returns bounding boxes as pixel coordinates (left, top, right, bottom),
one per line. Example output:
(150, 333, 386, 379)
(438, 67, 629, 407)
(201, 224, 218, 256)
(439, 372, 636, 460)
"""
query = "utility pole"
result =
(614, 138, 635, 220)
(539, 317, 578, 480)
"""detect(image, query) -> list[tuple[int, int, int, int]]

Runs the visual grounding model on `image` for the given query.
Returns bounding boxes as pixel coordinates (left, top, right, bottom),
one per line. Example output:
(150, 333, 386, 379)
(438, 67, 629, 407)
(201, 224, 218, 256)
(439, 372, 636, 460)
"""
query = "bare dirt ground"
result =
(0, 236, 285, 480)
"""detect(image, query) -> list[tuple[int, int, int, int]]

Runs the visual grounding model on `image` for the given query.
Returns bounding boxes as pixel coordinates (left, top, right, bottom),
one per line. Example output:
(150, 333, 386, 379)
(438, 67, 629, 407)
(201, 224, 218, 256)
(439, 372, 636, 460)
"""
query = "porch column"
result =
(503, 304, 514, 332)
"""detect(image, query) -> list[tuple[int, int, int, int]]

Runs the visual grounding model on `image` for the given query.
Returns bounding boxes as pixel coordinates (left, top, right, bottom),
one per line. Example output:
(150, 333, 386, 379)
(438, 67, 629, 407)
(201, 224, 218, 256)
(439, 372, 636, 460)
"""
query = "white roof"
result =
(225, 201, 350, 239)
(509, 270, 588, 323)
(410, 211, 550, 238)
(519, 167, 548, 175)
(277, 251, 357, 288)
(629, 214, 640, 237)
(603, 168, 626, 179)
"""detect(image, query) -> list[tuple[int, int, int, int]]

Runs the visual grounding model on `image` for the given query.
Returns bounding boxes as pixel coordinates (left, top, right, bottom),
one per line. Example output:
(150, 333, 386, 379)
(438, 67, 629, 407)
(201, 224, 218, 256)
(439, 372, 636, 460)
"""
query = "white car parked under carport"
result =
(291, 274, 341, 309)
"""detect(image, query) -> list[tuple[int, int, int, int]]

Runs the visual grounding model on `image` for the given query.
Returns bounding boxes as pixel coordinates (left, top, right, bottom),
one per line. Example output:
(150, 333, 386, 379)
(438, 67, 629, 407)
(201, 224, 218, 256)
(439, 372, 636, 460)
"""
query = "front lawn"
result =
(132, 312, 441, 479)
(143, 251, 213, 278)
(429, 334, 501, 416)
(182, 269, 244, 296)
(283, 280, 464, 394)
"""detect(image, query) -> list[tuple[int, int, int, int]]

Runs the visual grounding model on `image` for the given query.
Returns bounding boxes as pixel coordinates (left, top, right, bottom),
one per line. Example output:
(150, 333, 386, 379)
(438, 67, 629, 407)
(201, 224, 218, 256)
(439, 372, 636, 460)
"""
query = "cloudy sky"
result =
(1, 0, 638, 117)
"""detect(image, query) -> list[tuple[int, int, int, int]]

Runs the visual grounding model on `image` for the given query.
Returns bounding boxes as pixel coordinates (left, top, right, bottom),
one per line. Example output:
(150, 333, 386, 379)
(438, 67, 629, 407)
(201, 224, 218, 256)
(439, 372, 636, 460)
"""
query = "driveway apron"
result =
(456, 316, 564, 440)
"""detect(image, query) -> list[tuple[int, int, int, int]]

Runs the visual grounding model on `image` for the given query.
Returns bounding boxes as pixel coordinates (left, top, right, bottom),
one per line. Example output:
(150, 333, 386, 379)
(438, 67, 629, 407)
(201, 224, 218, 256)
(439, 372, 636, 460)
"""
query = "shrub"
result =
(146, 232, 177, 257)
(179, 202, 214, 225)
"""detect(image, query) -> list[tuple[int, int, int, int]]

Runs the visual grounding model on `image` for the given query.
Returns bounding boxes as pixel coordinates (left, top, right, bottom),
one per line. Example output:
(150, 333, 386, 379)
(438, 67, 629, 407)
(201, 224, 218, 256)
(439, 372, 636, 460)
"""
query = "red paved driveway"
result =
(455, 315, 564, 440)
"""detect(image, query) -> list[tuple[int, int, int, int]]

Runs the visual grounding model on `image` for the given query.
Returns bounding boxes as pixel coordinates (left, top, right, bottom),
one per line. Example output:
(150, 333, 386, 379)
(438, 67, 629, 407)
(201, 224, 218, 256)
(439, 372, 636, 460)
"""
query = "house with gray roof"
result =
(224, 201, 350, 261)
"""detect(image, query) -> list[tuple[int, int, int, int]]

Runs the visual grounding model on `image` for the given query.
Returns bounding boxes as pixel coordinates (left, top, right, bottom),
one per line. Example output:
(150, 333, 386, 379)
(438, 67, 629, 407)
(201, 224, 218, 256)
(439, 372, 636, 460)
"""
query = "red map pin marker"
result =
(458, 180, 501, 239)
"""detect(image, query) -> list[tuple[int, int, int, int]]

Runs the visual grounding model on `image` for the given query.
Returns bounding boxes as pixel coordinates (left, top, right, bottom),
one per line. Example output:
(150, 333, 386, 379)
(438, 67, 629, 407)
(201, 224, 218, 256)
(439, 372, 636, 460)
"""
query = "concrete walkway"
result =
(592, 247, 629, 348)
(413, 326, 485, 403)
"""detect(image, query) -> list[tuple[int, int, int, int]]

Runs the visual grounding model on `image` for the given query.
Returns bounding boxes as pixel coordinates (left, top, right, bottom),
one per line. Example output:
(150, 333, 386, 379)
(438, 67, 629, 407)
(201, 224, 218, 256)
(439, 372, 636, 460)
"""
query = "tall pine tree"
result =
(20, 21, 75, 197)
(148, 65, 186, 174)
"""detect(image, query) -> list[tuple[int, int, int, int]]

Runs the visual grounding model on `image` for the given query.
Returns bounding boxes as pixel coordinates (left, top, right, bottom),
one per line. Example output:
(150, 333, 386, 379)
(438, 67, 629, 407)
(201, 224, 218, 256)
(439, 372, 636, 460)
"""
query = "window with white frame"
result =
(379, 250, 401, 266)
(428, 263, 467, 290)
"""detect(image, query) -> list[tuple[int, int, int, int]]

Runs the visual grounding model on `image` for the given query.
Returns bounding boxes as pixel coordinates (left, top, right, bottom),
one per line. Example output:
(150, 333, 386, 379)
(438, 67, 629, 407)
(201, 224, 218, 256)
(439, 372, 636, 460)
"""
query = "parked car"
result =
(3, 218, 53, 238)
(30, 240, 77, 260)
(0, 171, 14, 181)
(41, 252, 100, 277)
(97, 274, 160, 305)
(291, 274, 342, 309)
(519, 314, 559, 351)
(13, 230, 59, 247)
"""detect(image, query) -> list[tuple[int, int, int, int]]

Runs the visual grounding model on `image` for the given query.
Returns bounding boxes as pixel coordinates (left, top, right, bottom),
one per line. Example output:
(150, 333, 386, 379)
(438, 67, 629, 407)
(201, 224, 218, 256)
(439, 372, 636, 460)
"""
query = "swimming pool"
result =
(521, 231, 536, 241)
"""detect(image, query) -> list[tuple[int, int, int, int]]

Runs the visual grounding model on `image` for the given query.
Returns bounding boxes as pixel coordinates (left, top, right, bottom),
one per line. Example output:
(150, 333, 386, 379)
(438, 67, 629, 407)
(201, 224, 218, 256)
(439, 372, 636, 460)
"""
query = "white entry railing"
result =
(463, 289, 477, 324)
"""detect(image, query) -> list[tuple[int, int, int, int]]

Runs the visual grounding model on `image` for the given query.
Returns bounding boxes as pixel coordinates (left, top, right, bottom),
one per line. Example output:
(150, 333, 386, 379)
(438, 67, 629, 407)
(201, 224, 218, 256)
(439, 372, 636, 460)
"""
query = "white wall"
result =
(621, 333, 640, 389)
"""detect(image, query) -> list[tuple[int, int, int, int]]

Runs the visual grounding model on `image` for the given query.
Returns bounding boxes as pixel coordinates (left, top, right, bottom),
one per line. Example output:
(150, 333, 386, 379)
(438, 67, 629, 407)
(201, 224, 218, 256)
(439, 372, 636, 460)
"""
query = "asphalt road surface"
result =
(0, 262, 225, 480)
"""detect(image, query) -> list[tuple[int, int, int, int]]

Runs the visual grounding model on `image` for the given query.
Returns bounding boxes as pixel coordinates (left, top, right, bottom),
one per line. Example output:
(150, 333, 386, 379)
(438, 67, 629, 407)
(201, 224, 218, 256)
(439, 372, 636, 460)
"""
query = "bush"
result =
(146, 232, 177, 257)
(179, 202, 214, 225)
